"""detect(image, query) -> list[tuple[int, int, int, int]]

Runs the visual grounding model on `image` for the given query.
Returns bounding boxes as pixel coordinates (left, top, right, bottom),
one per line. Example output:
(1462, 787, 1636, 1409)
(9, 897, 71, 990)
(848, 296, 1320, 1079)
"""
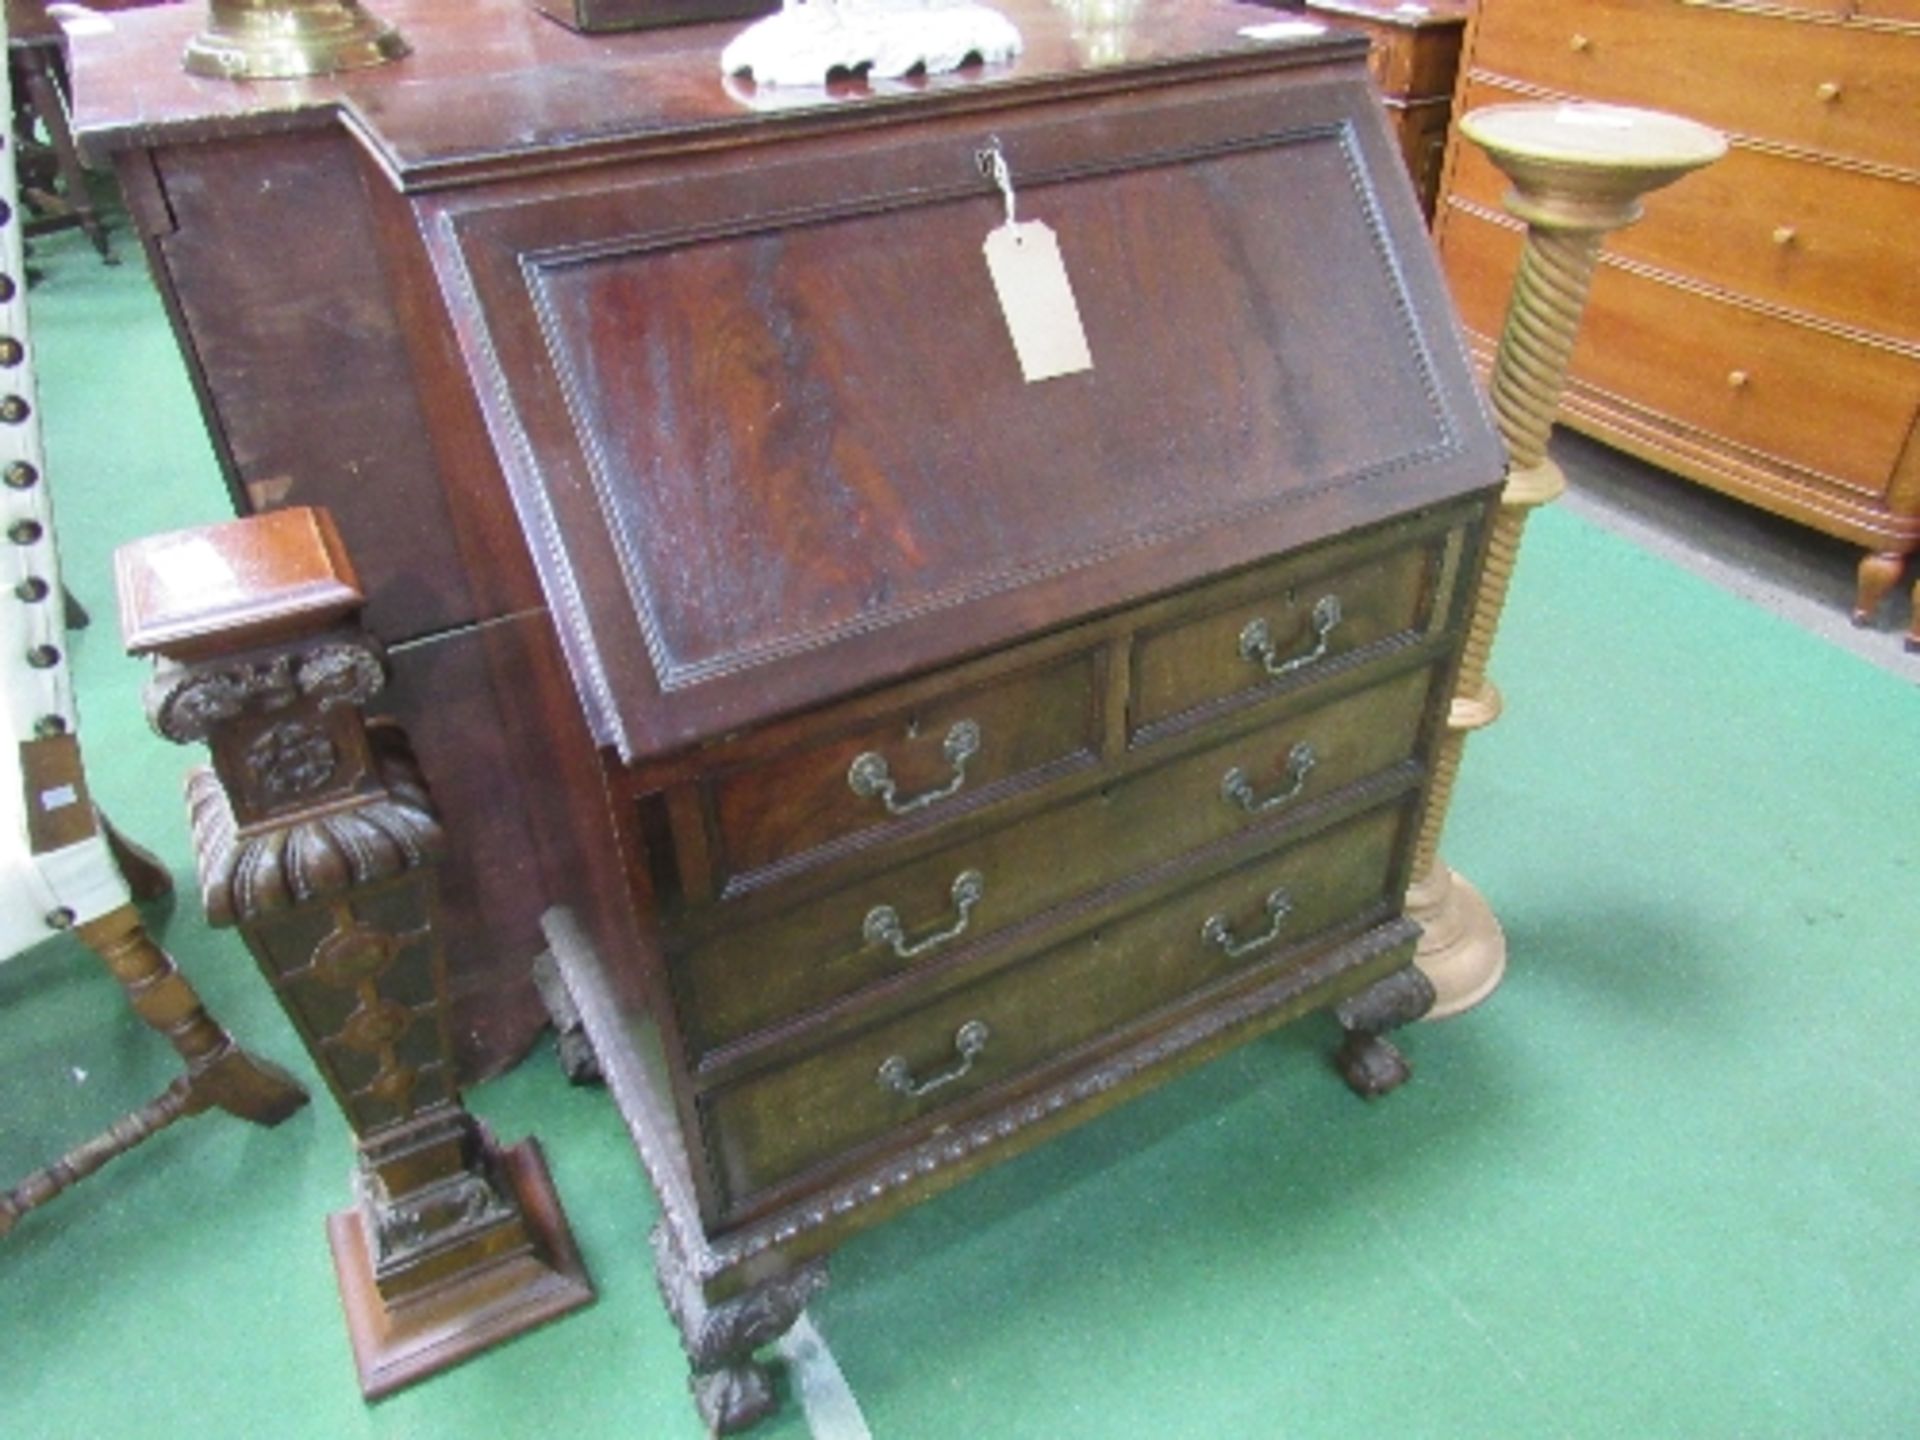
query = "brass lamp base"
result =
(184, 0, 408, 81)
(1408, 860, 1506, 1020)
(328, 1138, 594, 1400)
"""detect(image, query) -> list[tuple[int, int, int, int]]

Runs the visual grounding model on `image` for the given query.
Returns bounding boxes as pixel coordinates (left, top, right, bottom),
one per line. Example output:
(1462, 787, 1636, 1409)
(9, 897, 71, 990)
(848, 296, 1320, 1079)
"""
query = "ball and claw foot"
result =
(531, 948, 602, 1086)
(651, 1223, 830, 1435)
(1334, 963, 1436, 1099)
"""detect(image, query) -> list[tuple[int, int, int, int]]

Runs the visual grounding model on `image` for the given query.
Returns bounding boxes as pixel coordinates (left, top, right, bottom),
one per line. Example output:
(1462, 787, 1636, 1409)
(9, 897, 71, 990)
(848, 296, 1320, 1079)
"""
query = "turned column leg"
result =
(76, 902, 308, 1126)
(652, 1223, 829, 1436)
(1854, 550, 1906, 627)
(1907, 577, 1920, 653)
(1408, 105, 1725, 1018)
(0, 907, 307, 1236)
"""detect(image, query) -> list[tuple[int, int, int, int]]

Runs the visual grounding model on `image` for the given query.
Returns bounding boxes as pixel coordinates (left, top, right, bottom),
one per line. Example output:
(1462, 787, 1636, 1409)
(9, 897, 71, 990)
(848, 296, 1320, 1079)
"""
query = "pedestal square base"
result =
(327, 1137, 593, 1400)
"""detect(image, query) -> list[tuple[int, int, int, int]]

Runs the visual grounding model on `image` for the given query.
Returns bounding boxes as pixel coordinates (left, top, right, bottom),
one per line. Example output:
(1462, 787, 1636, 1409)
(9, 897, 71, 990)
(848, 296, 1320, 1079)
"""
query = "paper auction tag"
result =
(983, 220, 1094, 385)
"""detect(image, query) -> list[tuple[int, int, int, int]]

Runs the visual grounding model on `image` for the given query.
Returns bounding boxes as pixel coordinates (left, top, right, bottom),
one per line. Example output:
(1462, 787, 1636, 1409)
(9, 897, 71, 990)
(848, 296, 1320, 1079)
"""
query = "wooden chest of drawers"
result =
(1305, 0, 1472, 218)
(73, 0, 1502, 1424)
(1433, 0, 1920, 636)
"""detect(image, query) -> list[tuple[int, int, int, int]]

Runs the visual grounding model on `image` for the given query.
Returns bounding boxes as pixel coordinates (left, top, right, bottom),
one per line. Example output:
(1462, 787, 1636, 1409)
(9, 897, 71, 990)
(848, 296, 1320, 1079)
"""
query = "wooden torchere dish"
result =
(77, 1, 1507, 1429)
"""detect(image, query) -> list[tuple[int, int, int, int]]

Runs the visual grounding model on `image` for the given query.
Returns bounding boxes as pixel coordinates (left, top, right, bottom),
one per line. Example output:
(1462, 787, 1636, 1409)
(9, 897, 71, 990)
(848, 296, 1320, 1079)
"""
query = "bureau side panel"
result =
(130, 130, 478, 642)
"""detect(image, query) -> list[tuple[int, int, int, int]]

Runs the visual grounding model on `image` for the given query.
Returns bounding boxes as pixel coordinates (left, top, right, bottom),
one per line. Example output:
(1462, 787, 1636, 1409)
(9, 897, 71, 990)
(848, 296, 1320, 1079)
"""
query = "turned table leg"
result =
(1409, 104, 1725, 1018)
(1854, 549, 1906, 627)
(77, 902, 308, 1126)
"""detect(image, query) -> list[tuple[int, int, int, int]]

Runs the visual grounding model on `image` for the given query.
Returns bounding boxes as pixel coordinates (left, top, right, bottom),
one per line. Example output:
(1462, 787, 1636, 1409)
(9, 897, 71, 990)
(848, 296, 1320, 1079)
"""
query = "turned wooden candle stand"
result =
(1410, 103, 1726, 1017)
(115, 506, 592, 1399)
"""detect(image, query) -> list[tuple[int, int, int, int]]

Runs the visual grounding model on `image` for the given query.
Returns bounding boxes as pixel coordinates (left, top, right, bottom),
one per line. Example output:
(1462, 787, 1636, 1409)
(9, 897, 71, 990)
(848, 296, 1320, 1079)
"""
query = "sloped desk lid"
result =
(416, 16, 1503, 764)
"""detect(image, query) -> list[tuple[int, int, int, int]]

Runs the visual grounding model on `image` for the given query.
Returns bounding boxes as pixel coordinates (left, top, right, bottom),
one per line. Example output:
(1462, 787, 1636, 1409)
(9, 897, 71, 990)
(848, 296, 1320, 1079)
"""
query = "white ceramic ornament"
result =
(721, 0, 1023, 87)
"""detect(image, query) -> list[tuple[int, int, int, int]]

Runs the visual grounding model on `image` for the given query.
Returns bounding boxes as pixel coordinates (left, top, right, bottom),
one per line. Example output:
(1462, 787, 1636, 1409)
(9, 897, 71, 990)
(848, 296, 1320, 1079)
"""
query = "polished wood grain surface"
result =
(117, 505, 363, 659)
(73, 0, 1368, 183)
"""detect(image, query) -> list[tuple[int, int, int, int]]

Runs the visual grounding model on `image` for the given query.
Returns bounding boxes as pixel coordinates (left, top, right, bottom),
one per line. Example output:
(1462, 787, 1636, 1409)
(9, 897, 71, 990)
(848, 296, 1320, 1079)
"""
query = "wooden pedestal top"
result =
(116, 505, 363, 661)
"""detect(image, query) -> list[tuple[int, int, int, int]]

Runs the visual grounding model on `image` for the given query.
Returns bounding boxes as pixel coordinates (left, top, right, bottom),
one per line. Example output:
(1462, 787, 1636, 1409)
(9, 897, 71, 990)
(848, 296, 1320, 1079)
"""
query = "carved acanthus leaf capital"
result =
(146, 636, 387, 745)
(186, 722, 444, 926)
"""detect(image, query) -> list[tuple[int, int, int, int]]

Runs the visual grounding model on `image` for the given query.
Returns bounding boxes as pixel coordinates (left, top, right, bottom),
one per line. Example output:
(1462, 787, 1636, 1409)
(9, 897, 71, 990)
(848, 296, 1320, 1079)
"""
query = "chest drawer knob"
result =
(848, 718, 981, 816)
(1569, 33, 1591, 53)
(1238, 594, 1344, 679)
(1200, 886, 1295, 960)
(1815, 81, 1842, 104)
(1727, 369, 1751, 391)
(1771, 226, 1798, 248)
(877, 1019, 991, 1100)
(1220, 740, 1318, 815)
(862, 869, 986, 960)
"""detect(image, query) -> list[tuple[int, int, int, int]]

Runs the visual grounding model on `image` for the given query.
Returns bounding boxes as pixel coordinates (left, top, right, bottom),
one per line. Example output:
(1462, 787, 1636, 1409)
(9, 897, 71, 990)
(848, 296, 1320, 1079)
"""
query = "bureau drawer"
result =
(1451, 80, 1920, 342)
(700, 802, 1408, 1211)
(1441, 208, 1920, 497)
(1470, 0, 1920, 172)
(1131, 528, 1438, 736)
(676, 664, 1435, 1055)
(707, 647, 1101, 885)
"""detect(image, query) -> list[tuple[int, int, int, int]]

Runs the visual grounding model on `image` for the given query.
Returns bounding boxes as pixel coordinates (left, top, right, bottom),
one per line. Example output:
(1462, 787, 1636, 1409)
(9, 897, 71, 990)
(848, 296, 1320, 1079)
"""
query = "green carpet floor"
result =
(4, 215, 1918, 1440)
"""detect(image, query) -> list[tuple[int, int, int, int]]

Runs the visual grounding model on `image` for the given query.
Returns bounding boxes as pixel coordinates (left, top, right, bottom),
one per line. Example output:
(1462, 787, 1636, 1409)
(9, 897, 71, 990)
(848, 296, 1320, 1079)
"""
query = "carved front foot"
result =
(1333, 963, 1436, 1099)
(531, 948, 601, 1086)
(651, 1224, 828, 1435)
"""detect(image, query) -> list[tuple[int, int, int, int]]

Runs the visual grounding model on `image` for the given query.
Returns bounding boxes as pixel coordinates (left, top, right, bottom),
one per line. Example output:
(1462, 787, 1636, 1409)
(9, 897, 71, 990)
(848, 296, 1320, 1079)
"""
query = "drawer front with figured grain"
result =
(1441, 208, 1920, 497)
(1470, 0, 1919, 172)
(708, 647, 1102, 886)
(1131, 526, 1441, 737)
(676, 664, 1435, 1055)
(1450, 79, 1920, 340)
(699, 802, 1408, 1211)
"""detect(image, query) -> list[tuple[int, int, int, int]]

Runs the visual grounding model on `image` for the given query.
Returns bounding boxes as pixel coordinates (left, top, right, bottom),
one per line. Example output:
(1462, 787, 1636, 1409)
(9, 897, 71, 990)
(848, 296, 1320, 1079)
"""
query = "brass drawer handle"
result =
(1200, 887, 1295, 960)
(1239, 595, 1343, 679)
(878, 1019, 991, 1099)
(863, 869, 985, 960)
(1221, 741, 1317, 815)
(848, 719, 981, 816)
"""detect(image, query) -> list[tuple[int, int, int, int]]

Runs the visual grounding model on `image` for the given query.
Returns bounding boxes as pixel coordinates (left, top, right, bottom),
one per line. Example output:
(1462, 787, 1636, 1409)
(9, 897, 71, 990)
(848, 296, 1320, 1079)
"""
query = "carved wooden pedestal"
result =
(115, 506, 592, 1398)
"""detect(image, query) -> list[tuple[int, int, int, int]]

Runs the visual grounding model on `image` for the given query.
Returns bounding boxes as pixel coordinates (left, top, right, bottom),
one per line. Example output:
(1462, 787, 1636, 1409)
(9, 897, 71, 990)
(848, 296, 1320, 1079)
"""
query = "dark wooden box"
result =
(527, 0, 776, 36)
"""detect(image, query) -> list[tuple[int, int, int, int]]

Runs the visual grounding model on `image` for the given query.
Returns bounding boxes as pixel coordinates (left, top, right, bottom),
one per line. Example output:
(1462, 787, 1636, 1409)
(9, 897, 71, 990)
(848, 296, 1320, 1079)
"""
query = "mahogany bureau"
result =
(73, 0, 1504, 1427)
